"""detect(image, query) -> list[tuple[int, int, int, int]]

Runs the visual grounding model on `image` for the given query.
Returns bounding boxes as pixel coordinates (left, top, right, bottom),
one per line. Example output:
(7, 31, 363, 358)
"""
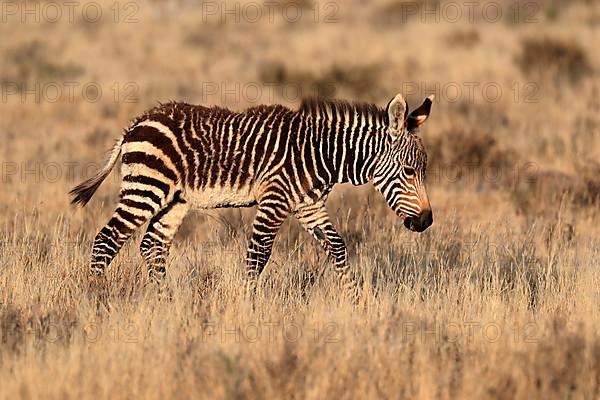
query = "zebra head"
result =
(373, 93, 434, 232)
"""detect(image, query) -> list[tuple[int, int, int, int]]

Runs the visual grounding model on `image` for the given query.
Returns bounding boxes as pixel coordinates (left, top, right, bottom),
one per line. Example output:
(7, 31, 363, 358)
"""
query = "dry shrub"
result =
(257, 61, 383, 101)
(1, 40, 84, 84)
(511, 160, 600, 216)
(484, 317, 595, 400)
(445, 30, 480, 48)
(85, 127, 112, 148)
(544, 3, 561, 22)
(429, 128, 501, 165)
(427, 127, 518, 188)
(574, 159, 600, 206)
(372, 0, 435, 26)
(453, 102, 511, 132)
(425, 102, 522, 190)
(0, 303, 79, 355)
(515, 37, 593, 85)
(511, 169, 575, 216)
(272, 0, 315, 10)
(529, 319, 588, 399)
(320, 64, 383, 100)
(0, 304, 25, 354)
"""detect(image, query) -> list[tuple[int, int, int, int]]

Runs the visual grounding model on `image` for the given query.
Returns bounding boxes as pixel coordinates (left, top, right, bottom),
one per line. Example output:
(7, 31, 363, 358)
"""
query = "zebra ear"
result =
(386, 93, 408, 140)
(406, 95, 434, 133)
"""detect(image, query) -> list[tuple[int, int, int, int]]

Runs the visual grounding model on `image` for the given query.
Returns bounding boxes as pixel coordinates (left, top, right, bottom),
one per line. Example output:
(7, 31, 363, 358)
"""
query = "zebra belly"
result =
(185, 185, 257, 209)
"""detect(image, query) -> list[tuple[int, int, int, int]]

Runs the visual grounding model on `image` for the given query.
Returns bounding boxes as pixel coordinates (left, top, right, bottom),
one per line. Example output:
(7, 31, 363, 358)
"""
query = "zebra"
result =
(70, 93, 434, 301)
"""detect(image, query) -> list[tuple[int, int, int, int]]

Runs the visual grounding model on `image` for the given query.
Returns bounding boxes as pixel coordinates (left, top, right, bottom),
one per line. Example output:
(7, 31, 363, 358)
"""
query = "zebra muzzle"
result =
(403, 210, 433, 232)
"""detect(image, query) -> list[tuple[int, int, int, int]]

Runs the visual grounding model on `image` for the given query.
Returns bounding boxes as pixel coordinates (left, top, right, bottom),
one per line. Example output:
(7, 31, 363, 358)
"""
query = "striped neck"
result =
(300, 98, 390, 186)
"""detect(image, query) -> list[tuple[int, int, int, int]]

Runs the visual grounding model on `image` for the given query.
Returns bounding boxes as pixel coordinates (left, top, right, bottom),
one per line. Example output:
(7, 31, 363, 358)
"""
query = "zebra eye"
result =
(403, 166, 415, 176)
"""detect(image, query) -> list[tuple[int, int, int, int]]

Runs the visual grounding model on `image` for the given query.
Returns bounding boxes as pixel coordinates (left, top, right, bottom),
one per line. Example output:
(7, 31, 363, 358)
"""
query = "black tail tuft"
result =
(69, 179, 103, 207)
(69, 137, 123, 207)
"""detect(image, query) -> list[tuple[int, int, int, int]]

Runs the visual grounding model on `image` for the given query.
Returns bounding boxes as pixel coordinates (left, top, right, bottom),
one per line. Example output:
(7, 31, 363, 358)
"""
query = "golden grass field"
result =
(0, 0, 599, 398)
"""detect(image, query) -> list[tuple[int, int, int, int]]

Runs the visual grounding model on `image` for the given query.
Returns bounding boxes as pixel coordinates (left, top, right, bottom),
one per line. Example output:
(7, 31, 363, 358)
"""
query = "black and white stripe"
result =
(70, 93, 435, 301)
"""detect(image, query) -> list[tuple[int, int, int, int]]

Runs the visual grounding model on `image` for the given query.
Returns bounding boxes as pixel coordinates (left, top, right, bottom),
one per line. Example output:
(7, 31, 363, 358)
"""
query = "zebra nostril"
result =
(421, 210, 433, 230)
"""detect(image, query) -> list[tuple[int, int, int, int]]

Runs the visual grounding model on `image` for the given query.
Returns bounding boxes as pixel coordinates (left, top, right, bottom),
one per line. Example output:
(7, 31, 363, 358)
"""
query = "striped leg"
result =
(90, 192, 159, 275)
(245, 200, 289, 295)
(295, 201, 360, 303)
(140, 194, 189, 286)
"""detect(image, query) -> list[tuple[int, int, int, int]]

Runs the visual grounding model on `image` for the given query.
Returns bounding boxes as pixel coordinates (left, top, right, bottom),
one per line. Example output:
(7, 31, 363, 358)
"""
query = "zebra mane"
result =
(299, 97, 388, 125)
(130, 99, 389, 129)
(130, 101, 235, 126)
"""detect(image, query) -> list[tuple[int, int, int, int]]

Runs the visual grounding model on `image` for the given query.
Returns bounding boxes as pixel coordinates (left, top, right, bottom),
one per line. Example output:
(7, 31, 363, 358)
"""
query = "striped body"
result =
(71, 94, 435, 302)
(123, 101, 388, 207)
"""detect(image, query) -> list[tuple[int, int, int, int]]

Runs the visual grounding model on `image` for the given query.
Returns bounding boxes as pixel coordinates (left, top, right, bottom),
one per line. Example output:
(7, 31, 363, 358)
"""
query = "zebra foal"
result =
(70, 93, 435, 301)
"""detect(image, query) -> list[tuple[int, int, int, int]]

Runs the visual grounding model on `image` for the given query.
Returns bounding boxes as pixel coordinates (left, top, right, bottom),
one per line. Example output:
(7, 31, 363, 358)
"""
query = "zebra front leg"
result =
(295, 202, 361, 304)
(140, 194, 189, 287)
(245, 201, 289, 296)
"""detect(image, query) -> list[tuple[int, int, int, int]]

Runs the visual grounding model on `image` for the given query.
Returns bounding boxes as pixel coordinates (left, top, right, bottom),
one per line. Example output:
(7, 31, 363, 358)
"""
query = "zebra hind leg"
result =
(90, 193, 160, 276)
(140, 193, 189, 288)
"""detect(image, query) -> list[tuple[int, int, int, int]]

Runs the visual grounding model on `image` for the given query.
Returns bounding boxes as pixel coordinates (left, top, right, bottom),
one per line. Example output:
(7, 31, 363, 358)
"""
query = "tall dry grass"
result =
(0, 0, 599, 398)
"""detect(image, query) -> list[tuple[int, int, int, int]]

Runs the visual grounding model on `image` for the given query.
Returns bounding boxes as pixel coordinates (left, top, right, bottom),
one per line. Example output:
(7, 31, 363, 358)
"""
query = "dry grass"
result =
(0, 0, 599, 399)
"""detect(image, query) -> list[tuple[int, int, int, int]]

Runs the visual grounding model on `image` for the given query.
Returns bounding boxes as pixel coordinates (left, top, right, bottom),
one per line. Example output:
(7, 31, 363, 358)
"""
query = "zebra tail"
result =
(69, 137, 124, 207)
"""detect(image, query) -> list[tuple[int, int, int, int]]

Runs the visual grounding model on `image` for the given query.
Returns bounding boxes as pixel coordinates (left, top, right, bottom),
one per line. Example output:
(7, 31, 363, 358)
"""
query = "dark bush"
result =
(445, 30, 480, 48)
(373, 0, 435, 27)
(574, 159, 600, 206)
(515, 37, 592, 84)
(257, 61, 383, 101)
(2, 41, 84, 84)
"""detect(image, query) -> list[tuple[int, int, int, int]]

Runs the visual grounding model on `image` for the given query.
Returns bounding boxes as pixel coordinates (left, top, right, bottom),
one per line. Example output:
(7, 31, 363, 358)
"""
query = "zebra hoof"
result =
(89, 266, 105, 276)
(157, 285, 174, 302)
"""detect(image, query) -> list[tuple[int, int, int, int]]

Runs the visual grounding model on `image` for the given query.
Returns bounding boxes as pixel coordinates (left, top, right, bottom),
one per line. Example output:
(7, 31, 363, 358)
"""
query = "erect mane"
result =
(243, 103, 292, 116)
(298, 97, 388, 125)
